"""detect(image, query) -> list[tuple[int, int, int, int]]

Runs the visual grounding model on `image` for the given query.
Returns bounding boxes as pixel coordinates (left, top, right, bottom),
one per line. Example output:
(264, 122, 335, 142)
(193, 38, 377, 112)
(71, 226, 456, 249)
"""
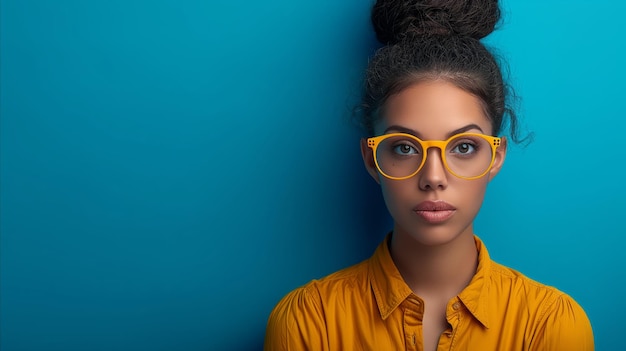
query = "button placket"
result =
(402, 296, 423, 351)
(444, 299, 462, 350)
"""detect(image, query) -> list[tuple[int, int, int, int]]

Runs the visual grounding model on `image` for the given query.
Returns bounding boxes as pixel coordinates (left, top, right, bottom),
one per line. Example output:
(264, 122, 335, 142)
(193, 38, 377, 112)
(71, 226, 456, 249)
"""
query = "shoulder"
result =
(489, 262, 594, 350)
(489, 261, 563, 301)
(263, 260, 370, 351)
(269, 259, 370, 316)
(264, 284, 323, 348)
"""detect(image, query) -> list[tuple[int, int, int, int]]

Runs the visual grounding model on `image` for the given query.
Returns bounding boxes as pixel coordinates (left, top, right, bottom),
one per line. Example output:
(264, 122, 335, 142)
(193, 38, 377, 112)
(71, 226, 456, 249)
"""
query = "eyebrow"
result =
(383, 124, 485, 139)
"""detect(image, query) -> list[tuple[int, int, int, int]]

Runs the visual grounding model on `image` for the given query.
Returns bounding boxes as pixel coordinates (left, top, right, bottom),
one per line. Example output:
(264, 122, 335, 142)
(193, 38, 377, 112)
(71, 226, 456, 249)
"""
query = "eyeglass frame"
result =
(366, 132, 502, 180)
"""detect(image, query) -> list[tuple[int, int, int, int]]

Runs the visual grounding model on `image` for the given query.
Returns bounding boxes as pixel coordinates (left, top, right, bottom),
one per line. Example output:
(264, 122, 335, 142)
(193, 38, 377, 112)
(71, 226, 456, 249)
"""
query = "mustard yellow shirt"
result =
(264, 235, 593, 350)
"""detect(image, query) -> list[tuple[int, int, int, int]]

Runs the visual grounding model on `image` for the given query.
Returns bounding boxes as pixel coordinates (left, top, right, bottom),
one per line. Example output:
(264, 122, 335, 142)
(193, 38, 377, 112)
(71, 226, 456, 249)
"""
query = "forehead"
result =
(376, 80, 493, 138)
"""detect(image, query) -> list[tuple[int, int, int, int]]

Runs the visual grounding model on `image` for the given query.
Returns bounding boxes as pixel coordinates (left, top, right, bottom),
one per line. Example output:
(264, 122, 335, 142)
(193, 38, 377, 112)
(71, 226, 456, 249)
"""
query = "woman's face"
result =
(361, 80, 507, 246)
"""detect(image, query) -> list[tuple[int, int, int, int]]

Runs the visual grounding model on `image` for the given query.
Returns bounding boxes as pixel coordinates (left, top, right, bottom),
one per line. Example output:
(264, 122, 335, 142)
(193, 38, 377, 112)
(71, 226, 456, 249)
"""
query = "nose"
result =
(418, 147, 448, 191)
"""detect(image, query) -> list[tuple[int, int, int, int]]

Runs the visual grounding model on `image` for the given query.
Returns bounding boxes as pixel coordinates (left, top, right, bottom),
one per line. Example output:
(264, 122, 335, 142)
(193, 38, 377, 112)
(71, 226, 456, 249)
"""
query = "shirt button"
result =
(452, 302, 460, 310)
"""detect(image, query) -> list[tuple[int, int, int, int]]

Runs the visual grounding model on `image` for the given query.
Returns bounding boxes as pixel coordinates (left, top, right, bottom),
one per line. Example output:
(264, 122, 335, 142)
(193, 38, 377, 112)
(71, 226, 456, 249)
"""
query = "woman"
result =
(264, 0, 594, 350)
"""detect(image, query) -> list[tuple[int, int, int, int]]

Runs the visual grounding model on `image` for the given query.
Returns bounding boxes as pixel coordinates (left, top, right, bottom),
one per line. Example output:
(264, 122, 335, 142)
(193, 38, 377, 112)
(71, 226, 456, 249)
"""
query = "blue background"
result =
(1, 0, 623, 350)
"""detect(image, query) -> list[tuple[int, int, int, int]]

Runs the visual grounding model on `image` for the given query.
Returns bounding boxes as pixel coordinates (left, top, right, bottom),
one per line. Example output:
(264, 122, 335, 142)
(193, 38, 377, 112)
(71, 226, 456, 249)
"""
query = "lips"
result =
(413, 201, 456, 223)
(414, 201, 456, 212)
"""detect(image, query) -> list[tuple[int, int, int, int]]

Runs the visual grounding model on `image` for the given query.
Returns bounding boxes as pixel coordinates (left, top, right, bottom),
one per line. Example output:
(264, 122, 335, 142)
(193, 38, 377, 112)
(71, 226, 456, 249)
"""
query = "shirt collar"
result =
(458, 236, 492, 328)
(368, 234, 414, 320)
(368, 234, 492, 328)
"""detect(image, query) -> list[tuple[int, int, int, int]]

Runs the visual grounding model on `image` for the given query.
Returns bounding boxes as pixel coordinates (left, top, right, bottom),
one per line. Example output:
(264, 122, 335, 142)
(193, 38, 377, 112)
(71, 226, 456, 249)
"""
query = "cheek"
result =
(455, 179, 490, 209)
(379, 180, 414, 210)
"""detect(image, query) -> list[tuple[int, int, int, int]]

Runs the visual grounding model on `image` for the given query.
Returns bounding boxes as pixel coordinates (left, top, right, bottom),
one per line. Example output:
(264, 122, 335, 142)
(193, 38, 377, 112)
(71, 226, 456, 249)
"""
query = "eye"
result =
(450, 141, 478, 155)
(392, 143, 418, 155)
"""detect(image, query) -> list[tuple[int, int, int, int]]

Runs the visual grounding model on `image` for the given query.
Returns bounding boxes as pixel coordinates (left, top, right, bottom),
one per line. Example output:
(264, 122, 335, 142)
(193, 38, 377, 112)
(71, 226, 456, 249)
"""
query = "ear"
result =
(360, 138, 381, 184)
(488, 136, 507, 180)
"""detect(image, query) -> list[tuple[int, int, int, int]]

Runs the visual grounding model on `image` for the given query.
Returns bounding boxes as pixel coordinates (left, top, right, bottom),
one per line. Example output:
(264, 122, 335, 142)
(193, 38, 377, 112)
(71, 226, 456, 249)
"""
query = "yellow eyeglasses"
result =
(367, 132, 502, 180)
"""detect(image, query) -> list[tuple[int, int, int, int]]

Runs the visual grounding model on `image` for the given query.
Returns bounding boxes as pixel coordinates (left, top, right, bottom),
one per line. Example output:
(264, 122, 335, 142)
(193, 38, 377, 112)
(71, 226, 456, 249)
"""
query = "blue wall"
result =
(1, 0, 622, 350)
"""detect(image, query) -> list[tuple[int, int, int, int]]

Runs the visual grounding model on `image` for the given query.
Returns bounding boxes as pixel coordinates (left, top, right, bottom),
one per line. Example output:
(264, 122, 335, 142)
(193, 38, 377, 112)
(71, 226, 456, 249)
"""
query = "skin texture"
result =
(360, 80, 507, 351)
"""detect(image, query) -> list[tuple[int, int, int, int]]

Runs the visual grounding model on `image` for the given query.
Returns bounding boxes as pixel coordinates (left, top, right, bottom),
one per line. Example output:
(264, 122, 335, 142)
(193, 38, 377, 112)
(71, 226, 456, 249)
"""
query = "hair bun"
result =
(371, 0, 501, 45)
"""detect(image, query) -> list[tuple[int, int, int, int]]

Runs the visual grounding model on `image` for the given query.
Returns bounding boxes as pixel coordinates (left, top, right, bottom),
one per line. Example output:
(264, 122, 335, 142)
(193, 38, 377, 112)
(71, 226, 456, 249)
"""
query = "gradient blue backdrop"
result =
(1, 0, 623, 350)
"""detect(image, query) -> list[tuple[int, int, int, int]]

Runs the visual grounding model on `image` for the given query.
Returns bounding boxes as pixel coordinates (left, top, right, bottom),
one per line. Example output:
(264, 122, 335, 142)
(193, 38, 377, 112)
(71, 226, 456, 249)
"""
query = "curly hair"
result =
(360, 0, 527, 143)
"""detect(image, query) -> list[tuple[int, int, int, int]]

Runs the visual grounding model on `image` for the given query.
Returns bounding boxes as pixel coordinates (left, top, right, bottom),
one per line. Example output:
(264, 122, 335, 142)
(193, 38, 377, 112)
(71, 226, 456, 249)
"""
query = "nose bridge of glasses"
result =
(421, 140, 448, 151)
(416, 141, 447, 177)
(421, 140, 447, 164)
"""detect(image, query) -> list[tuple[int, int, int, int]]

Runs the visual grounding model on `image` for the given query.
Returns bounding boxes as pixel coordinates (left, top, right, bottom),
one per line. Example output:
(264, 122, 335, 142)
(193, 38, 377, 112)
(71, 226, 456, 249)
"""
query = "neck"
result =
(389, 228, 478, 299)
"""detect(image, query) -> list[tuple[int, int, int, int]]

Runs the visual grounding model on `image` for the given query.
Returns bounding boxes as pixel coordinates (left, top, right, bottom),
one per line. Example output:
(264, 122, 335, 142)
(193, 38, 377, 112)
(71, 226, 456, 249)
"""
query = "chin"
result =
(395, 221, 473, 247)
